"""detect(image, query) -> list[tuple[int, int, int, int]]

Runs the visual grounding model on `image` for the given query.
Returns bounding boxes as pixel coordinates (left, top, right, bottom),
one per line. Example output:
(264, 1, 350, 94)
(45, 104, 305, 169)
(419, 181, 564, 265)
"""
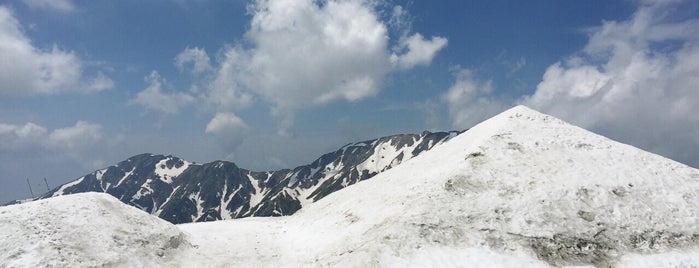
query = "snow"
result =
(356, 137, 417, 174)
(188, 192, 206, 222)
(0, 193, 191, 267)
(154, 157, 191, 184)
(131, 178, 153, 201)
(51, 176, 84, 197)
(247, 173, 266, 209)
(616, 249, 699, 267)
(4, 105, 699, 267)
(95, 168, 107, 181)
(115, 167, 135, 187)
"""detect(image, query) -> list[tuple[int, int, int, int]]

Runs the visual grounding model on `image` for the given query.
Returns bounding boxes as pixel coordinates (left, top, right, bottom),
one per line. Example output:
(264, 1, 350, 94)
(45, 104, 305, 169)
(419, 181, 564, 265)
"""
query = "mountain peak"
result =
(278, 105, 699, 266)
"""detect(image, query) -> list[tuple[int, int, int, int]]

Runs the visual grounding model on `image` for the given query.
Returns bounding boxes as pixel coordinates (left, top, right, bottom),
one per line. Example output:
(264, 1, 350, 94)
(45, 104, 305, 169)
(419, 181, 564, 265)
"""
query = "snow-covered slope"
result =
(179, 105, 699, 267)
(0, 193, 191, 267)
(3, 105, 699, 267)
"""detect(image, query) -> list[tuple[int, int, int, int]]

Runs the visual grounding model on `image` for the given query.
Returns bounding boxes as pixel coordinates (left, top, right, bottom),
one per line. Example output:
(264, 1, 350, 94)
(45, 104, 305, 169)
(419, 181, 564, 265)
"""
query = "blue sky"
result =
(1, 0, 697, 203)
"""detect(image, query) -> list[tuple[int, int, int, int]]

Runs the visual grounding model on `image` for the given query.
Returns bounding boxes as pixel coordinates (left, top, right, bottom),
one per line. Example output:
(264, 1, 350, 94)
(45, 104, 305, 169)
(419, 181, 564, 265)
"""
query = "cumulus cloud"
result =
(0, 6, 113, 95)
(238, 0, 391, 107)
(388, 5, 411, 34)
(175, 47, 212, 75)
(205, 112, 248, 135)
(0, 122, 47, 150)
(205, 112, 249, 156)
(22, 0, 75, 13)
(0, 121, 102, 151)
(135, 0, 448, 147)
(130, 71, 195, 114)
(199, 0, 446, 133)
(205, 48, 254, 112)
(442, 67, 507, 129)
(47, 121, 102, 151)
(391, 33, 448, 69)
(521, 0, 699, 166)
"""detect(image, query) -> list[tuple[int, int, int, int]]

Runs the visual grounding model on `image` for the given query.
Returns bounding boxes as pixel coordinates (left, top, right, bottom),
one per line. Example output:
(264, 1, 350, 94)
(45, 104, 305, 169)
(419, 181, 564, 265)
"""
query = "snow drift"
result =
(0, 193, 191, 267)
(3, 105, 699, 267)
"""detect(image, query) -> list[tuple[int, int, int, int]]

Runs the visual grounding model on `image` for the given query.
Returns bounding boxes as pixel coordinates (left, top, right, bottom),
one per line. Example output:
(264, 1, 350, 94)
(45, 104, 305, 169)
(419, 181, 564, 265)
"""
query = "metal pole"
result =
(27, 178, 35, 198)
(44, 177, 50, 192)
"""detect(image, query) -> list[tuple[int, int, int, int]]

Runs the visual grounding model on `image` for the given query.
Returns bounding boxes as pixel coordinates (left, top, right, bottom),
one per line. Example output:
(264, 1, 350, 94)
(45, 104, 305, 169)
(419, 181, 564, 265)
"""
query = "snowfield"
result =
(3, 105, 699, 267)
(0, 193, 191, 267)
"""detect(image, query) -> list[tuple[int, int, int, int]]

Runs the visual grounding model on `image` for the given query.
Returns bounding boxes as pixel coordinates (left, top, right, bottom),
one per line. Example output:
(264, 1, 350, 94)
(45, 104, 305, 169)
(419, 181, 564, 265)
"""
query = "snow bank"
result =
(0, 193, 191, 267)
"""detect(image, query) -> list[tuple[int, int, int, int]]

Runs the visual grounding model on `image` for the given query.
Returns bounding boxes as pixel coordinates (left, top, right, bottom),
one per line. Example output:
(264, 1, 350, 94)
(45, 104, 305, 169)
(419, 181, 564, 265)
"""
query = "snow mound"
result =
(0, 192, 191, 268)
(180, 105, 699, 267)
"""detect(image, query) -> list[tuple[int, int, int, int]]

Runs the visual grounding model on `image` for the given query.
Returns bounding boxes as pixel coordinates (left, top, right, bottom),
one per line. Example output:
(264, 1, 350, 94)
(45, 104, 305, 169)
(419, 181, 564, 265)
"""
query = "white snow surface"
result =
(0, 193, 191, 268)
(51, 176, 84, 196)
(154, 157, 191, 184)
(4, 105, 699, 267)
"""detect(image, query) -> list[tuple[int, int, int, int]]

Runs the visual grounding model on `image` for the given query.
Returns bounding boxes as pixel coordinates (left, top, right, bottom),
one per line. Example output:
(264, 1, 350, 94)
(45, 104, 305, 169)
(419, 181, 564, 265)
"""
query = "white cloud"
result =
(136, 0, 448, 139)
(48, 121, 102, 150)
(47, 121, 102, 151)
(388, 5, 411, 35)
(521, 0, 699, 166)
(205, 112, 249, 156)
(88, 72, 116, 92)
(442, 67, 507, 129)
(0, 6, 112, 95)
(205, 112, 248, 135)
(205, 47, 254, 112)
(22, 0, 75, 13)
(202, 0, 446, 133)
(0, 121, 102, 151)
(391, 33, 448, 69)
(0, 122, 47, 149)
(241, 0, 391, 107)
(175, 47, 212, 75)
(130, 71, 195, 114)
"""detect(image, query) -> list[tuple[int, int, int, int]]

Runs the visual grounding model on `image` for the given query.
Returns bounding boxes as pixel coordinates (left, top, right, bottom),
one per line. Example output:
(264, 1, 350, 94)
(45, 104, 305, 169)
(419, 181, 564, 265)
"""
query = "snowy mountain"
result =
(3, 105, 699, 267)
(31, 131, 459, 223)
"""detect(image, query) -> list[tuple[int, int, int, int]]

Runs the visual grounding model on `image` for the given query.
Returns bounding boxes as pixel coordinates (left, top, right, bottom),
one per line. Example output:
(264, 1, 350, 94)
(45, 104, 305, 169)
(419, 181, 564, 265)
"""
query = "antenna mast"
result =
(44, 177, 50, 192)
(27, 178, 35, 198)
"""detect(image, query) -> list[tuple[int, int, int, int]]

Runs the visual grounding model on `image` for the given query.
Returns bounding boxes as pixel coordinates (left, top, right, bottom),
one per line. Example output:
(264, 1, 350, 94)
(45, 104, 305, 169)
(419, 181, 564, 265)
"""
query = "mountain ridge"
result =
(18, 130, 461, 224)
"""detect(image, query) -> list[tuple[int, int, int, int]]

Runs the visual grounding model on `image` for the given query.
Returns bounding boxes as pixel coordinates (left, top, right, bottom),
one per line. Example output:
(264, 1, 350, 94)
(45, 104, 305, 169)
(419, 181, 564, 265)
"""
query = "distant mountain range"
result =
(23, 131, 460, 224)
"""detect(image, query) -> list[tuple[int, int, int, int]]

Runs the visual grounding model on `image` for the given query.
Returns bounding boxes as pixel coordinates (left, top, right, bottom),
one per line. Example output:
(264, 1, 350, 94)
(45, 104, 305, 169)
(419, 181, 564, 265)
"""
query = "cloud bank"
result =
(0, 6, 112, 95)
(0, 121, 102, 152)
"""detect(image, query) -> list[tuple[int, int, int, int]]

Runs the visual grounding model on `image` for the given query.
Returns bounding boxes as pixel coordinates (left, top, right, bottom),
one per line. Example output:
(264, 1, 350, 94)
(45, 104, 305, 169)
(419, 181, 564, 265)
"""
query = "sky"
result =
(0, 0, 697, 203)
